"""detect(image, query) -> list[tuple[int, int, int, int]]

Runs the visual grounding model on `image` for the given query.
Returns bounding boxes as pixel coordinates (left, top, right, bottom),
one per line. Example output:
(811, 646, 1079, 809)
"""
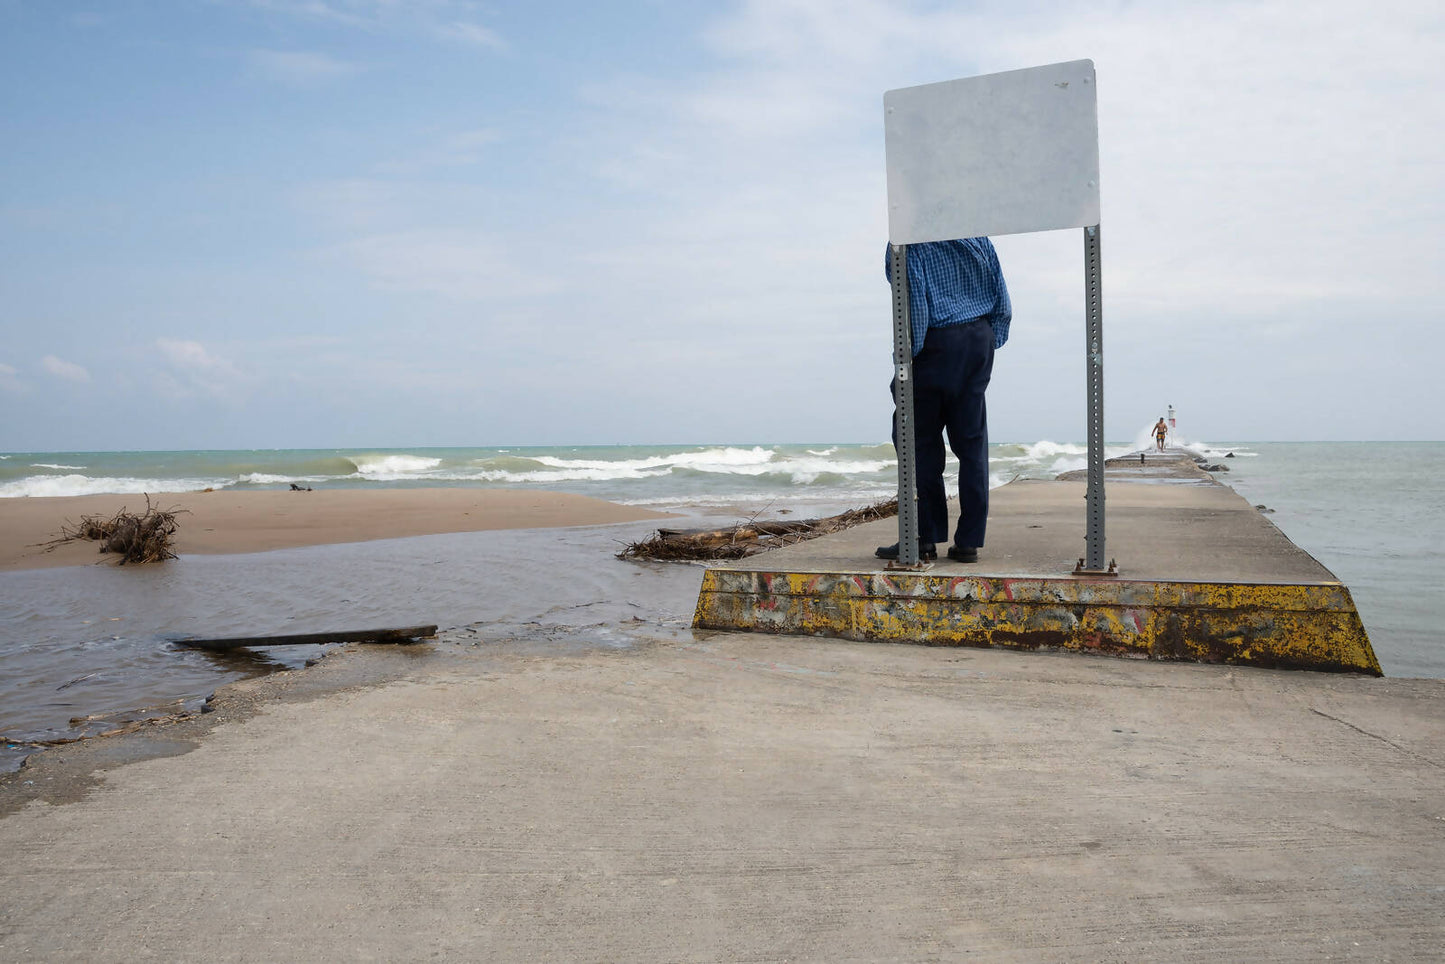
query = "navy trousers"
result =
(891, 319, 995, 548)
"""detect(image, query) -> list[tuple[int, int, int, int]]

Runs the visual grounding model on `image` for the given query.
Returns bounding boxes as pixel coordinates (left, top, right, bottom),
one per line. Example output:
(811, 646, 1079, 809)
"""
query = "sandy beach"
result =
(0, 489, 672, 572)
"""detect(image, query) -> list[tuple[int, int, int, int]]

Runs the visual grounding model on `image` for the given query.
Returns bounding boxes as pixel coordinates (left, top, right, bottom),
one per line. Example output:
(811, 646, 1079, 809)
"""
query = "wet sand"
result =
(0, 489, 672, 571)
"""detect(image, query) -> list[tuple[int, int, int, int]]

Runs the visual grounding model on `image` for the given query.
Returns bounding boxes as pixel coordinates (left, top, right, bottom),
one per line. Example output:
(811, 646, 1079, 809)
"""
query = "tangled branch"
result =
(41, 495, 186, 564)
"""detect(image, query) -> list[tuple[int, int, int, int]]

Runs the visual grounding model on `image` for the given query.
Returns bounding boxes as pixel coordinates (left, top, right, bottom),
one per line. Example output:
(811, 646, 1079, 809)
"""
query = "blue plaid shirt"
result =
(884, 238, 1011, 355)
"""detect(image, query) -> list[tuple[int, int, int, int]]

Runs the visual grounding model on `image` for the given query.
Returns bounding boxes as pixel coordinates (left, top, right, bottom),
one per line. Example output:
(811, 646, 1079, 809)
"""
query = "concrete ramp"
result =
(694, 456, 1380, 675)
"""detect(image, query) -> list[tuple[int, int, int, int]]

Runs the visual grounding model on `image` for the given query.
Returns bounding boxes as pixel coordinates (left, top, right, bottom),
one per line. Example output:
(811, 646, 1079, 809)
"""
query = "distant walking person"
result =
(1154, 417, 1169, 452)
(876, 238, 1011, 565)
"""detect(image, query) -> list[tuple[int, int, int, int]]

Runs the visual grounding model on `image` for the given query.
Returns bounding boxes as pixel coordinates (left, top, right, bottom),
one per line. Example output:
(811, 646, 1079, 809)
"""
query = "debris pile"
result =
(618, 499, 898, 562)
(49, 496, 185, 564)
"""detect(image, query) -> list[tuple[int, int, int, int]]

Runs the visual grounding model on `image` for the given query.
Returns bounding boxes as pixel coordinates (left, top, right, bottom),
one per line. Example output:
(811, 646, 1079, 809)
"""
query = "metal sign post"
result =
(1078, 223, 1111, 574)
(889, 243, 921, 568)
(883, 59, 1109, 576)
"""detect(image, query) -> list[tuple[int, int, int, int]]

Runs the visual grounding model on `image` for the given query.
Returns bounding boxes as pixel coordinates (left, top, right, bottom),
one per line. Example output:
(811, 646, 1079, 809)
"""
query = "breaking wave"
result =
(0, 474, 220, 499)
(0, 439, 1256, 501)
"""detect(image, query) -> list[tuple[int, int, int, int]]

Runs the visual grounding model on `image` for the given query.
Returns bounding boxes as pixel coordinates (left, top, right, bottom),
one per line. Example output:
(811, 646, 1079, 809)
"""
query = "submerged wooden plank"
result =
(176, 625, 438, 651)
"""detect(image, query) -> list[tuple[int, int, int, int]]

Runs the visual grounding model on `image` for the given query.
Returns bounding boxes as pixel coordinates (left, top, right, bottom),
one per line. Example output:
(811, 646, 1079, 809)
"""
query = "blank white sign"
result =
(885, 60, 1100, 243)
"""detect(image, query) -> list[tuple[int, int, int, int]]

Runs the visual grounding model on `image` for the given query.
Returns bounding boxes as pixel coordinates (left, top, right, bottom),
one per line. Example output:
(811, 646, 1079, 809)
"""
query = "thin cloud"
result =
(240, 0, 507, 50)
(41, 355, 91, 383)
(0, 362, 24, 394)
(157, 338, 233, 371)
(579, 0, 1444, 325)
(547, 0, 1445, 443)
(334, 230, 562, 301)
(436, 21, 507, 52)
(374, 127, 504, 174)
(240, 0, 370, 29)
(247, 49, 362, 86)
(155, 339, 246, 399)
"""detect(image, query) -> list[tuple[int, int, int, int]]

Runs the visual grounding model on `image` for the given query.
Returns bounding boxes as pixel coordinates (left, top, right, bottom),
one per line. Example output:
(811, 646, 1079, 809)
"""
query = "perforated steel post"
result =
(889, 243, 920, 567)
(1082, 223, 1106, 571)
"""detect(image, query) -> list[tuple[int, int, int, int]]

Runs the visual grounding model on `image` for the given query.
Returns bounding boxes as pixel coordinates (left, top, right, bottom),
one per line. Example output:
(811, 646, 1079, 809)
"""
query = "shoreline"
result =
(0, 488, 674, 572)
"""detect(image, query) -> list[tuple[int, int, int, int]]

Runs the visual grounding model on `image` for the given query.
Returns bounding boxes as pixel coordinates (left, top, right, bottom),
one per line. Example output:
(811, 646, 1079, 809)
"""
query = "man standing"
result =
(877, 238, 1011, 564)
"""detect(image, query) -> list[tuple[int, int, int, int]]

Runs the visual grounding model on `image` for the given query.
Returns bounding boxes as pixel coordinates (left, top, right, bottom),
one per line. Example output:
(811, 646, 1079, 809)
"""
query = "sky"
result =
(2, 0, 1442, 451)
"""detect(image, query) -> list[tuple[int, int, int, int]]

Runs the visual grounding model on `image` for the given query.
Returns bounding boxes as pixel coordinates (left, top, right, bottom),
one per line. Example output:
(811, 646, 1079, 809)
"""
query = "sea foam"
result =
(350, 455, 445, 479)
(483, 447, 895, 486)
(0, 474, 220, 498)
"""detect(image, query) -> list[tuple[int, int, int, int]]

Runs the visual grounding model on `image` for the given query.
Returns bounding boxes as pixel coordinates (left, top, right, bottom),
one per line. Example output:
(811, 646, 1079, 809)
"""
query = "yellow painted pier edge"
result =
(693, 569, 1382, 676)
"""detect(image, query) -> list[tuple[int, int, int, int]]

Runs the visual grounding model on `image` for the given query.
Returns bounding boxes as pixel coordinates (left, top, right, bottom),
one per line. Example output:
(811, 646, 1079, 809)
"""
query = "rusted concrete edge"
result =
(692, 569, 1381, 676)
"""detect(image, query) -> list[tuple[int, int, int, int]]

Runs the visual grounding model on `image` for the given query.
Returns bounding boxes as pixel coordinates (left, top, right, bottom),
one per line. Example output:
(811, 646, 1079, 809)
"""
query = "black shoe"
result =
(946, 545, 978, 563)
(875, 542, 937, 561)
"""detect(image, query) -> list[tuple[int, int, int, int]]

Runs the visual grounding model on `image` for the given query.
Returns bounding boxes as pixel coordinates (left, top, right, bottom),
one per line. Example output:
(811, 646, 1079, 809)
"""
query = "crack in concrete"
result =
(1310, 707, 1444, 770)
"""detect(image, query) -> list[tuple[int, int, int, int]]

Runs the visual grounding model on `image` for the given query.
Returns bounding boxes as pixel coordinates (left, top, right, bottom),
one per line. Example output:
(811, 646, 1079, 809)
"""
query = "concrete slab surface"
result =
(729, 476, 1336, 585)
(2, 637, 1441, 961)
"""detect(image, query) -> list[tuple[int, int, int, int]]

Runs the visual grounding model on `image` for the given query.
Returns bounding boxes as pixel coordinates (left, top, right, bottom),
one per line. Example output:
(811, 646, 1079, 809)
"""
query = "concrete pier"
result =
(695, 452, 1381, 674)
(0, 469, 1437, 959)
(2, 634, 1441, 960)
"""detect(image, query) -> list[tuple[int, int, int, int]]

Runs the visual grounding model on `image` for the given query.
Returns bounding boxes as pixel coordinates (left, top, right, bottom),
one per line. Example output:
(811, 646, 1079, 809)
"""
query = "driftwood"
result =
(36, 495, 185, 564)
(2, 699, 195, 750)
(618, 499, 898, 562)
(654, 519, 818, 542)
(174, 625, 438, 651)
